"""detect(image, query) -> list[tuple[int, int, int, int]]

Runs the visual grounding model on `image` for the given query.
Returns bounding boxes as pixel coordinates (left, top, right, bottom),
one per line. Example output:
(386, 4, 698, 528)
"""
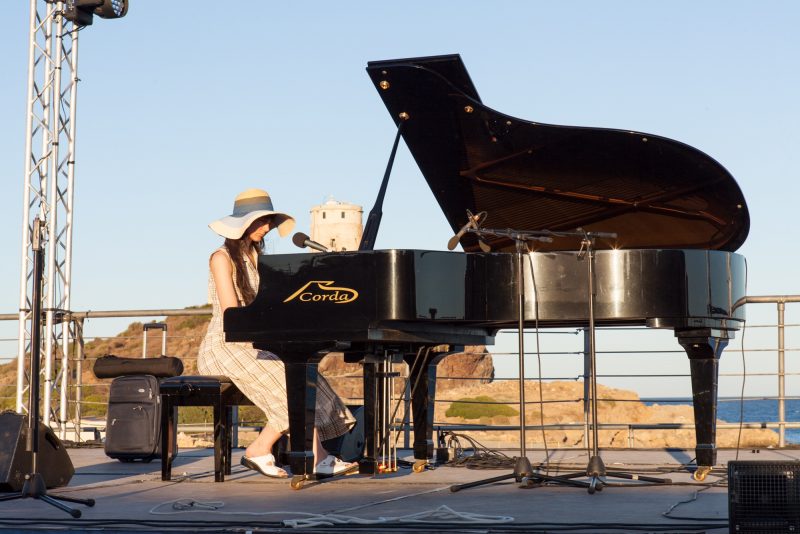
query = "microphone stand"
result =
(0, 218, 95, 517)
(452, 226, 571, 492)
(450, 224, 671, 494)
(527, 229, 670, 493)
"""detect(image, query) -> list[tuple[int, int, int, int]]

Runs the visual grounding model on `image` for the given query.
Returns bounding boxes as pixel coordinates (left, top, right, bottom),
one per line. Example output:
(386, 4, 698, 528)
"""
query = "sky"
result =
(1, 2, 799, 399)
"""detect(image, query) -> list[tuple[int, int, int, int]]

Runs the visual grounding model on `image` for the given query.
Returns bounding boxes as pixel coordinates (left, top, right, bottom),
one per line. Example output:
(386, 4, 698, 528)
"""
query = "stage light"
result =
(59, 0, 128, 26)
(94, 0, 128, 19)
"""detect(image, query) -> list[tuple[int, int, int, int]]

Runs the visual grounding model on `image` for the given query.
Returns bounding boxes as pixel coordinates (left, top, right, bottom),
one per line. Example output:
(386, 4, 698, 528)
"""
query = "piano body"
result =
(225, 55, 748, 486)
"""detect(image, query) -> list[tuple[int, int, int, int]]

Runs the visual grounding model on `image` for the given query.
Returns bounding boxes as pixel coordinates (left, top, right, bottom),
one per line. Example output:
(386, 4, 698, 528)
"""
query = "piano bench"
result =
(159, 375, 254, 482)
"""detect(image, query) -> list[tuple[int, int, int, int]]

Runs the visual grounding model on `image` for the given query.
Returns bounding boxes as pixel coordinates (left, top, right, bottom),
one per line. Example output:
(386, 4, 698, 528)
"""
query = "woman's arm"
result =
(210, 250, 240, 313)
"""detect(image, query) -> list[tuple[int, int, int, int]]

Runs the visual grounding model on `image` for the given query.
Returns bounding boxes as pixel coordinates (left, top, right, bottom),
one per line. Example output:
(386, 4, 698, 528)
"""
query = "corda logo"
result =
(283, 281, 359, 304)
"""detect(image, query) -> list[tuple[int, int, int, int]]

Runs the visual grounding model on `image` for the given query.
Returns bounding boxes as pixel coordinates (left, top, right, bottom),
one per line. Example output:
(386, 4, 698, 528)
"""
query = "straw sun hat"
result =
(209, 188, 296, 239)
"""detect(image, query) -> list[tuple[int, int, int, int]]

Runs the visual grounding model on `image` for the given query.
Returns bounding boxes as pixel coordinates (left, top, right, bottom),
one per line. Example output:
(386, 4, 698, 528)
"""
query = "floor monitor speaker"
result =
(0, 411, 74, 492)
(728, 460, 800, 533)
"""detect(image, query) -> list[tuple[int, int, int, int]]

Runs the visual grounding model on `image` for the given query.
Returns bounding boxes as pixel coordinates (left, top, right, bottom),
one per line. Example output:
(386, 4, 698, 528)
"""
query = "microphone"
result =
(292, 232, 330, 253)
(447, 210, 489, 251)
(576, 228, 618, 240)
(447, 221, 474, 251)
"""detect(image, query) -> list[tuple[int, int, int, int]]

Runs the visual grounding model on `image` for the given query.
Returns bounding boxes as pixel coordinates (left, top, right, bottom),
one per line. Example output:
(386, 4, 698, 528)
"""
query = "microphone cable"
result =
(734, 257, 749, 461)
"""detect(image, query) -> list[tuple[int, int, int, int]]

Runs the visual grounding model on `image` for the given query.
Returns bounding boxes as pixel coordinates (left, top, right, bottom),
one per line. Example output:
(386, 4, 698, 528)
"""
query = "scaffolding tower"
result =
(16, 1, 81, 437)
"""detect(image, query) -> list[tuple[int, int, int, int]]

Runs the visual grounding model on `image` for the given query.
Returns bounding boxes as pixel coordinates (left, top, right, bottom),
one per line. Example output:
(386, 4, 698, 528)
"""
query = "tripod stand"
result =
(517, 230, 670, 493)
(0, 218, 94, 517)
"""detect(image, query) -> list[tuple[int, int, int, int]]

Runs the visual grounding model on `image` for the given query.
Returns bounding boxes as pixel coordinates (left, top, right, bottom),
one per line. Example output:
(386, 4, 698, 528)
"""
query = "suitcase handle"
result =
(143, 322, 167, 358)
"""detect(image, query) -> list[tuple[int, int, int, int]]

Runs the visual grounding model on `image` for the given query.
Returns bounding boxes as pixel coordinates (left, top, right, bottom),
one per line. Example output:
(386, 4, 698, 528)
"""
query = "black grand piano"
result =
(226, 55, 748, 487)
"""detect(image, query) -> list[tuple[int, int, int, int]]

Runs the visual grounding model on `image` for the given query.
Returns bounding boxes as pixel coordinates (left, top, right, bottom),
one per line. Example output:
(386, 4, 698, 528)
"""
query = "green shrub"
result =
(178, 406, 213, 425)
(445, 395, 519, 419)
(176, 314, 212, 330)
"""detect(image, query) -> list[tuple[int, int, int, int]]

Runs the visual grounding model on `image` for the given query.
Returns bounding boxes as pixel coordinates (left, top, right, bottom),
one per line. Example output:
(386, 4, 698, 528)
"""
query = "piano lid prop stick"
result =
(358, 113, 410, 251)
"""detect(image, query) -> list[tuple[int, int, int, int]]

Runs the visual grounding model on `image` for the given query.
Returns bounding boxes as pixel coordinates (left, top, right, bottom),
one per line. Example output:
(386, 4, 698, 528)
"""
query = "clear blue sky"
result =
(1, 2, 798, 398)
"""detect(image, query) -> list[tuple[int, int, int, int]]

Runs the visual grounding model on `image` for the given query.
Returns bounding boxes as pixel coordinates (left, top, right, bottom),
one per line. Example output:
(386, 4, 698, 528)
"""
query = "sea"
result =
(644, 398, 800, 445)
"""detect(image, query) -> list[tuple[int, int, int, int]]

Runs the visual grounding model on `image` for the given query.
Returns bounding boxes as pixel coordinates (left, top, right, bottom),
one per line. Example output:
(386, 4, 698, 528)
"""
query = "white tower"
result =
(310, 198, 363, 252)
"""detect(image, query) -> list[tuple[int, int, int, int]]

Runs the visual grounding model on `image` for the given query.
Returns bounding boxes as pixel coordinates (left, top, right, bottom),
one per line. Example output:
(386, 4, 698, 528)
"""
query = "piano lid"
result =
(366, 54, 749, 252)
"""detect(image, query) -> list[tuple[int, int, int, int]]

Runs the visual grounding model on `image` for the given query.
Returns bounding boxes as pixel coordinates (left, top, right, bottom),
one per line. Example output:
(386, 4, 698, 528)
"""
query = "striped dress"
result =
(197, 247, 355, 440)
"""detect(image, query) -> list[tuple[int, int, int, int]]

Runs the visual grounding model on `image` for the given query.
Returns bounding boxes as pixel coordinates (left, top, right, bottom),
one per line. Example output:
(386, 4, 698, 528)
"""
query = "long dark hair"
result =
(224, 236, 264, 305)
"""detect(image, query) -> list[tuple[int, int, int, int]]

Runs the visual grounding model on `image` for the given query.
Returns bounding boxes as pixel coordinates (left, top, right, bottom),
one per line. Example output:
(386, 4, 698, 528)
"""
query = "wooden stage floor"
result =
(0, 445, 795, 533)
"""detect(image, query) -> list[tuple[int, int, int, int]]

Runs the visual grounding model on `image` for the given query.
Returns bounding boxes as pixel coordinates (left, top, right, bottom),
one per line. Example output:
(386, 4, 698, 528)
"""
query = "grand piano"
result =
(225, 54, 748, 488)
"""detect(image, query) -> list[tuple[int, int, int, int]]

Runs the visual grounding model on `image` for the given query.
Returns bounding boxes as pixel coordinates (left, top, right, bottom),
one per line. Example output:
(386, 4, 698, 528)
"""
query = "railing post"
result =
(231, 406, 239, 448)
(778, 301, 786, 447)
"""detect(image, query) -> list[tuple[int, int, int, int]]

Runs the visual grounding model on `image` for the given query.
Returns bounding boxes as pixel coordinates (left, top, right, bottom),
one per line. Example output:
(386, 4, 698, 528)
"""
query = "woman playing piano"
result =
(198, 188, 357, 478)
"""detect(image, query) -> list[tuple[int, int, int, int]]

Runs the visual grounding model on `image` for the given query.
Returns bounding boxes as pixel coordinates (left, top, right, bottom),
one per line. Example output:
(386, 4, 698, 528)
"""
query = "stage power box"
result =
(728, 460, 800, 533)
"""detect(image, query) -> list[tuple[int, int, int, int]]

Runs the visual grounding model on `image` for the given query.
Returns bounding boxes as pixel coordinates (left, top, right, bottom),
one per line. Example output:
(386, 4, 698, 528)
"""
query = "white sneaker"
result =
(314, 456, 358, 478)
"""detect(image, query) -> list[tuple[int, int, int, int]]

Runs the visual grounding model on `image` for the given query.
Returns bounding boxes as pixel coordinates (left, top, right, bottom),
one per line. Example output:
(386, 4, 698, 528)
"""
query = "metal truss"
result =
(16, 0, 80, 438)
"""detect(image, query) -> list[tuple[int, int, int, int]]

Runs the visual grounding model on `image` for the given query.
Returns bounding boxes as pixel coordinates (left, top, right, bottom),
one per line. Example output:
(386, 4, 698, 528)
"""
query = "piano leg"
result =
(677, 329, 730, 480)
(360, 359, 379, 474)
(403, 348, 450, 470)
(259, 341, 345, 487)
(280, 351, 324, 487)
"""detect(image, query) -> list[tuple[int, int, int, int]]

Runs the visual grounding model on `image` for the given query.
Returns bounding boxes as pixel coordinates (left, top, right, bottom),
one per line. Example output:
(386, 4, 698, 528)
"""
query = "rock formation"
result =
(433, 380, 778, 449)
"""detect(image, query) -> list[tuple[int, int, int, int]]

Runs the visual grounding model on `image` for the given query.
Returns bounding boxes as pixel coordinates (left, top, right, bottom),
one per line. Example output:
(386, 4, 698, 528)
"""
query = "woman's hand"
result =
(210, 250, 240, 313)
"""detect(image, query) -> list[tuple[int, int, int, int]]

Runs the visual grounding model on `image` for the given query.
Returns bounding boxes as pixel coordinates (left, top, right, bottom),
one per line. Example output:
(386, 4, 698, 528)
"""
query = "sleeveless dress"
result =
(197, 247, 355, 440)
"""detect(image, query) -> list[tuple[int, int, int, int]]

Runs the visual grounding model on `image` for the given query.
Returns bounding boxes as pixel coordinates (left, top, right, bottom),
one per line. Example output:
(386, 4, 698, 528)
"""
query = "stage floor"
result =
(0, 446, 795, 533)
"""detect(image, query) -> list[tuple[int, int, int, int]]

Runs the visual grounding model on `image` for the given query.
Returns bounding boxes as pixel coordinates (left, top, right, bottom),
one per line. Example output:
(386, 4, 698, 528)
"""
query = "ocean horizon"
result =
(643, 398, 800, 445)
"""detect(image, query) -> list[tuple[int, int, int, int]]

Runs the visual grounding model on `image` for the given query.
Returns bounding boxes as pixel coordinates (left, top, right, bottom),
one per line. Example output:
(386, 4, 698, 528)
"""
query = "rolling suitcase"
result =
(103, 323, 178, 462)
(104, 374, 163, 462)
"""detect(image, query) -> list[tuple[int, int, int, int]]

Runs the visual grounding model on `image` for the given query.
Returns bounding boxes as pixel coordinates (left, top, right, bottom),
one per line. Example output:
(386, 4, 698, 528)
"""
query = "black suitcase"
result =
(104, 374, 163, 462)
(103, 323, 178, 462)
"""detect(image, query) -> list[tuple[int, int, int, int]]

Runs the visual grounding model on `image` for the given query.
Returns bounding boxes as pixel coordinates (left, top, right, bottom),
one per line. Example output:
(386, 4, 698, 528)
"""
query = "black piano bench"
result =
(159, 375, 253, 482)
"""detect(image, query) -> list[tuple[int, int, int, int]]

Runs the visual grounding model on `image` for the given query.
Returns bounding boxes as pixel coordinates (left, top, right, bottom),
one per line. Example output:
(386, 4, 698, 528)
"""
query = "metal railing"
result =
(1, 296, 798, 450)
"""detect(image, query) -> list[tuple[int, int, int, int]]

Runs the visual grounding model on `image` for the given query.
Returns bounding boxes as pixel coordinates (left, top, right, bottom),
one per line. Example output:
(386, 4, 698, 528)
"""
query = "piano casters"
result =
(677, 329, 730, 481)
(0, 218, 95, 516)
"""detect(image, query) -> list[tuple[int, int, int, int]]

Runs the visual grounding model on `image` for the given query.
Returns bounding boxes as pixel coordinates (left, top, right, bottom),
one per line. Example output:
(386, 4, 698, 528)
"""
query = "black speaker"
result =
(0, 412, 74, 492)
(728, 460, 800, 533)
